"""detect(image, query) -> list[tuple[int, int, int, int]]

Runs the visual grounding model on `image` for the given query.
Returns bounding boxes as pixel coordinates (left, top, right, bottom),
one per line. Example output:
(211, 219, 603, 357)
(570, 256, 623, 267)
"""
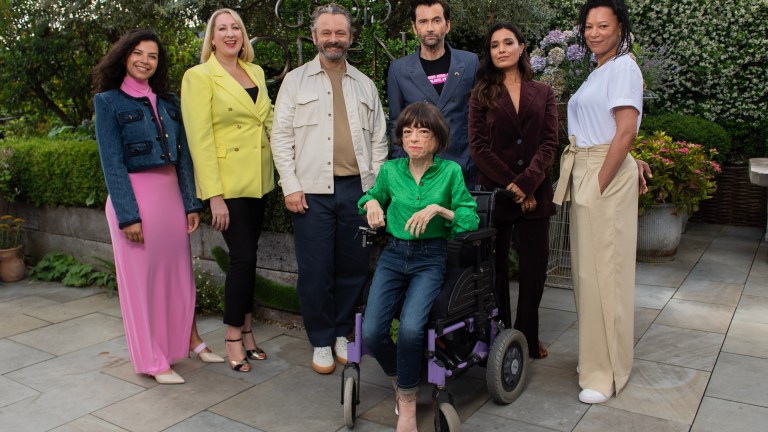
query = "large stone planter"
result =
(637, 203, 682, 263)
(0, 245, 25, 281)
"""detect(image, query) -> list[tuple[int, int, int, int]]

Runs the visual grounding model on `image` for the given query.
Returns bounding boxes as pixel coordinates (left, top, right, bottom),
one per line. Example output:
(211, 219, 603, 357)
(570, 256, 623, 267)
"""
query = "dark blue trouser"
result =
(290, 176, 370, 347)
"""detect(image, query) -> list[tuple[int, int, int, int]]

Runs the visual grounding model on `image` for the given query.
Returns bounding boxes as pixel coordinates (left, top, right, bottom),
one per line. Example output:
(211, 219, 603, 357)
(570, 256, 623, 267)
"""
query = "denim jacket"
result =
(94, 89, 202, 228)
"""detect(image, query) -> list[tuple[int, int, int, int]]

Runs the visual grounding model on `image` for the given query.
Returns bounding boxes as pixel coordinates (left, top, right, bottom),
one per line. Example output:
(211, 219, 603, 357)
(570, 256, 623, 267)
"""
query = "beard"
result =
(417, 32, 445, 48)
(317, 40, 349, 61)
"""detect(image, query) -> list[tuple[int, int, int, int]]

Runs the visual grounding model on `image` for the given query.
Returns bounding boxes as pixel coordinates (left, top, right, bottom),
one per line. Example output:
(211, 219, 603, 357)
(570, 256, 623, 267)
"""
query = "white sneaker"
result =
(312, 346, 336, 374)
(334, 336, 349, 365)
(578, 388, 611, 404)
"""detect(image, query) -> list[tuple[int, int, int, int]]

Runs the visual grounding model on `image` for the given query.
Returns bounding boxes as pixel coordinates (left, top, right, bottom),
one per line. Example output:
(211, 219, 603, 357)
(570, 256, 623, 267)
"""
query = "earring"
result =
(212, 44, 216, 52)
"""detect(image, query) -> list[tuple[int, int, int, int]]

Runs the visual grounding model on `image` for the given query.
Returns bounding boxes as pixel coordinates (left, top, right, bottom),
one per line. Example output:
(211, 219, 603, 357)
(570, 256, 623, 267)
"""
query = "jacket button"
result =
(234, 148, 239, 152)
(160, 154, 166, 160)
(516, 138, 523, 145)
(151, 118, 155, 122)
(517, 160, 524, 166)
(327, 185, 331, 189)
(160, 116, 164, 121)
(328, 113, 331, 117)
(228, 107, 233, 111)
(255, 120, 261, 126)
(327, 162, 331, 165)
(237, 124, 241, 129)
(143, 101, 149, 106)
(156, 136, 161, 141)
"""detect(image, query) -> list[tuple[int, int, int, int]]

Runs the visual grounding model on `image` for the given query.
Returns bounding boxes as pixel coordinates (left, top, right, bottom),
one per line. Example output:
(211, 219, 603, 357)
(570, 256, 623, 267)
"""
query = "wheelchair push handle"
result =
(356, 226, 382, 247)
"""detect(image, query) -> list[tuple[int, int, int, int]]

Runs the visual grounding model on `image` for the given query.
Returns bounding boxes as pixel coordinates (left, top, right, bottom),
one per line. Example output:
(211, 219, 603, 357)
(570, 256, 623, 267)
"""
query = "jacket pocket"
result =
(166, 107, 182, 123)
(293, 93, 319, 128)
(117, 109, 144, 124)
(124, 141, 152, 158)
(358, 98, 374, 131)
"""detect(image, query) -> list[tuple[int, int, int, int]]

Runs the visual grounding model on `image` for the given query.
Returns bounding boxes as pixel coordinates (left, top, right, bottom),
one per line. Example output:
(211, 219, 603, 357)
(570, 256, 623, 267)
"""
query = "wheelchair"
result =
(340, 189, 530, 431)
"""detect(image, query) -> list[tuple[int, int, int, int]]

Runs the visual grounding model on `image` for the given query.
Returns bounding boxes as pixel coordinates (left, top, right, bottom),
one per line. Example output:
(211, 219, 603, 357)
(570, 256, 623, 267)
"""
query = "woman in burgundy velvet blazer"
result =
(468, 22, 558, 359)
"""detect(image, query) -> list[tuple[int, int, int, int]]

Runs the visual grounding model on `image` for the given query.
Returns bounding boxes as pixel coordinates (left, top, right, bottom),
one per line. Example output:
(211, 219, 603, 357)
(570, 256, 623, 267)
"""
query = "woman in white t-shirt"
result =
(553, 0, 651, 405)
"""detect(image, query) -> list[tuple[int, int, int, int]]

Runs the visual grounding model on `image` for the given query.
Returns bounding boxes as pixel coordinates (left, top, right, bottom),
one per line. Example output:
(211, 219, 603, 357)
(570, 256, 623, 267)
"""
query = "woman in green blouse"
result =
(359, 102, 479, 431)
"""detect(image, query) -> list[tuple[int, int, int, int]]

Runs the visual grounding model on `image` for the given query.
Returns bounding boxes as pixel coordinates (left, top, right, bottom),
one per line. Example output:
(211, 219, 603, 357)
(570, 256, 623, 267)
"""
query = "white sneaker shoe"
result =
(334, 336, 349, 365)
(578, 388, 611, 404)
(312, 346, 336, 374)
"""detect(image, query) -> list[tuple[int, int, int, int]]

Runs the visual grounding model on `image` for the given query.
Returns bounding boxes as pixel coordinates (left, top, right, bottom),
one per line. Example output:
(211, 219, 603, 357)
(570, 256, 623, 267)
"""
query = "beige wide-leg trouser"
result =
(556, 143, 638, 396)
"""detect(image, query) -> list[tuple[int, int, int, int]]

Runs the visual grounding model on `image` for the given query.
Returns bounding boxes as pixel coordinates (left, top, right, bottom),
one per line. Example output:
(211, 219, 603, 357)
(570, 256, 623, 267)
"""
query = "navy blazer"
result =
(468, 80, 558, 219)
(387, 44, 479, 180)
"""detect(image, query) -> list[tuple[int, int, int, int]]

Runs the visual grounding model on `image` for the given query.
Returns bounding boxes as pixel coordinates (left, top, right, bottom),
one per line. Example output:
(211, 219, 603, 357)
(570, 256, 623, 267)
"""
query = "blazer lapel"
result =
(407, 50, 440, 103)
(208, 56, 260, 118)
(437, 46, 465, 109)
(499, 85, 521, 132)
(516, 81, 542, 127)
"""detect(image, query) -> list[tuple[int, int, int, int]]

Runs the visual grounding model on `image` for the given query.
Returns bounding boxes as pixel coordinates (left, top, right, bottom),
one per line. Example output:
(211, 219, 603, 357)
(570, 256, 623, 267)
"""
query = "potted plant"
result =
(0, 214, 25, 281)
(632, 131, 720, 261)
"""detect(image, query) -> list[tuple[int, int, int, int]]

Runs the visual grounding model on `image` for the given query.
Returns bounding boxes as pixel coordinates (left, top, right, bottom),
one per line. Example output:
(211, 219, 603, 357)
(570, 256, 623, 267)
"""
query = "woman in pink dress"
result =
(93, 29, 223, 384)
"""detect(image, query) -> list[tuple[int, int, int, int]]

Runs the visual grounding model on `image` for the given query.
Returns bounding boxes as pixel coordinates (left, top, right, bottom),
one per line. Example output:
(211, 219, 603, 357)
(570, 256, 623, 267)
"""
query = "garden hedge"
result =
(639, 114, 732, 164)
(0, 137, 294, 233)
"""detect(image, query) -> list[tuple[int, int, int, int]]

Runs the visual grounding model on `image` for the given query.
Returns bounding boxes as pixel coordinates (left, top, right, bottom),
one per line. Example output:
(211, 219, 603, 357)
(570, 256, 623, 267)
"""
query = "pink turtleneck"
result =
(121, 75, 159, 120)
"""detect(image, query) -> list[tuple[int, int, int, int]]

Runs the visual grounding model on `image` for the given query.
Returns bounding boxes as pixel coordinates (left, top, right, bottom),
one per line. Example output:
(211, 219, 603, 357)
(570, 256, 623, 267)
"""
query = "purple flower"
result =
(566, 44, 586, 61)
(531, 56, 546, 73)
(540, 30, 567, 48)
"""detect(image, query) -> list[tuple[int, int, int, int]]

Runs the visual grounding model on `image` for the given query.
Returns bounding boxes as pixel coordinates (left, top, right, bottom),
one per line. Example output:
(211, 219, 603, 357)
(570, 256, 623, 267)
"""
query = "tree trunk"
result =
(29, 82, 75, 126)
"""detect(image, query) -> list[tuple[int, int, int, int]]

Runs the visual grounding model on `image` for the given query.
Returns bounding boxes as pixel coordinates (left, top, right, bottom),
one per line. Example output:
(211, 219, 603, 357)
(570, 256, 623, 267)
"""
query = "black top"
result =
(419, 47, 451, 95)
(245, 86, 259, 103)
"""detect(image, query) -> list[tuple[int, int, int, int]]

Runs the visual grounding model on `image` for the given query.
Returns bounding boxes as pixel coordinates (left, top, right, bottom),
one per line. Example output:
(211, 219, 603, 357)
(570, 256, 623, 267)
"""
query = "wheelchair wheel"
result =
(343, 376, 356, 428)
(436, 402, 461, 432)
(486, 329, 528, 404)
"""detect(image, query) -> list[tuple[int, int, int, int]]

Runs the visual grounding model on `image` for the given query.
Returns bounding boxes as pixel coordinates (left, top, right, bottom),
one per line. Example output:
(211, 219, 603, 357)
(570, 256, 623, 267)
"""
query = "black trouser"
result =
(221, 197, 267, 327)
(494, 202, 550, 353)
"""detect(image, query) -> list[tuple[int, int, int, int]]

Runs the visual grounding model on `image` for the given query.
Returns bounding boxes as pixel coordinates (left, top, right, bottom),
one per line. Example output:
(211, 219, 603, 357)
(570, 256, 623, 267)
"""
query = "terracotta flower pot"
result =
(0, 245, 25, 282)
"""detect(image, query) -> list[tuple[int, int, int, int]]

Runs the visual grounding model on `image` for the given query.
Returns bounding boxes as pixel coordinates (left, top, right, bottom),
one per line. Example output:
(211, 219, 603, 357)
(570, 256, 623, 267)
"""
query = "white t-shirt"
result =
(567, 54, 643, 148)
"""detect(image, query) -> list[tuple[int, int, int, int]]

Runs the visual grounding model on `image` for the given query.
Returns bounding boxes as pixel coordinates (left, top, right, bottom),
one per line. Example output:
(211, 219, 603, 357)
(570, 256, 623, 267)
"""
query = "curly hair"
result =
(471, 22, 533, 111)
(576, 0, 632, 59)
(92, 29, 171, 98)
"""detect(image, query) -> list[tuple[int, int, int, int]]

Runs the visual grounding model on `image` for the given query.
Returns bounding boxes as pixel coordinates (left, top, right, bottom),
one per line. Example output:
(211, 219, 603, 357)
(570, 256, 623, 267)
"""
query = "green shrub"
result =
(0, 136, 295, 232)
(0, 137, 107, 207)
(639, 114, 732, 164)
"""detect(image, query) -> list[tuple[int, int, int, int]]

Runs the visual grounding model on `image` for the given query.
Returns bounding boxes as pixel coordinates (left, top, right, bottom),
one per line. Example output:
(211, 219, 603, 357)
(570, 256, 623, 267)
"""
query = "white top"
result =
(567, 54, 643, 148)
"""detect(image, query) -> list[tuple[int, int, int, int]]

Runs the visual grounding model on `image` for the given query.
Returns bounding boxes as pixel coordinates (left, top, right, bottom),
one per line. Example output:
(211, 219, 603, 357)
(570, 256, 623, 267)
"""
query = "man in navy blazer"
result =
(387, 0, 479, 186)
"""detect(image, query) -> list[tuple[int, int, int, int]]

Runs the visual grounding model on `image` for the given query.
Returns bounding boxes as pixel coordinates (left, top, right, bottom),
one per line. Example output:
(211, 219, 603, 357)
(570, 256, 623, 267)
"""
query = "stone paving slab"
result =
(0, 223, 766, 431)
(706, 353, 768, 408)
(691, 397, 768, 432)
(603, 360, 710, 425)
(8, 312, 124, 356)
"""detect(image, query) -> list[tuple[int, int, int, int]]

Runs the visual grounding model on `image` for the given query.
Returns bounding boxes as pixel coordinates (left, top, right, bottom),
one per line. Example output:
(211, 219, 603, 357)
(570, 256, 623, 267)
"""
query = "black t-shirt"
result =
(419, 48, 451, 95)
(245, 86, 259, 103)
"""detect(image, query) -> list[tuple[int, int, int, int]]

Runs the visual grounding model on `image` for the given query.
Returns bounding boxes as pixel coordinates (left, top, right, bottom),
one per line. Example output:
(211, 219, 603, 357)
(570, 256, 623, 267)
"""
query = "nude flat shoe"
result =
(190, 342, 224, 363)
(154, 369, 185, 385)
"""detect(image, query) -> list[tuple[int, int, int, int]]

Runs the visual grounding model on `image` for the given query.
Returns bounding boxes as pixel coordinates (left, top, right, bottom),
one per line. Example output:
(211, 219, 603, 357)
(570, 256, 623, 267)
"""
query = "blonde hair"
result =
(199, 8, 254, 63)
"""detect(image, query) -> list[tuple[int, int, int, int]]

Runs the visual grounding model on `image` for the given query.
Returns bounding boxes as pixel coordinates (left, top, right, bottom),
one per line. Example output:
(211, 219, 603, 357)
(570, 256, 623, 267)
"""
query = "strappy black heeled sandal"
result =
(241, 330, 267, 361)
(225, 338, 251, 372)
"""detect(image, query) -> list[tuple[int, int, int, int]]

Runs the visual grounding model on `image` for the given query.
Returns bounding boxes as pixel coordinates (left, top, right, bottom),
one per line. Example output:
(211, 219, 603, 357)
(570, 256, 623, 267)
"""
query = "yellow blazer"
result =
(181, 55, 275, 200)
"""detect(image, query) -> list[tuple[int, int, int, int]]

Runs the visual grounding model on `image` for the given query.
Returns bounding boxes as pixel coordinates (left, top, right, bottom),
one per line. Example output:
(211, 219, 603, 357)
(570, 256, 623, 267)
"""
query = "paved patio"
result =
(0, 223, 766, 431)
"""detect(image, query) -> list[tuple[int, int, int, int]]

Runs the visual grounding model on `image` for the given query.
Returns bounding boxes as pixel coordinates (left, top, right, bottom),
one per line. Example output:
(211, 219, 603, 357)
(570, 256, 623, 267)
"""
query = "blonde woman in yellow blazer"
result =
(181, 8, 274, 373)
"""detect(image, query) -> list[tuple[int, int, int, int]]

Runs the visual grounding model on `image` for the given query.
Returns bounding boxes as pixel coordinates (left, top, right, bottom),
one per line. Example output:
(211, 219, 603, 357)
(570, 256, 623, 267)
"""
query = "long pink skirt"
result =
(105, 165, 195, 375)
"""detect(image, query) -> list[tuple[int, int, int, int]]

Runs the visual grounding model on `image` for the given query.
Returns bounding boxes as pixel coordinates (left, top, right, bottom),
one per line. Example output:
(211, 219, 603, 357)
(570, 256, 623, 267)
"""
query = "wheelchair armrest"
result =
(453, 227, 497, 243)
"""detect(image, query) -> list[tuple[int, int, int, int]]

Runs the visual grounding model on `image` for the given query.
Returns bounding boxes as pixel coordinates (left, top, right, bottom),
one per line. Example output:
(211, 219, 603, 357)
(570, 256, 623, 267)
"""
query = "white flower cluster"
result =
(632, 0, 768, 127)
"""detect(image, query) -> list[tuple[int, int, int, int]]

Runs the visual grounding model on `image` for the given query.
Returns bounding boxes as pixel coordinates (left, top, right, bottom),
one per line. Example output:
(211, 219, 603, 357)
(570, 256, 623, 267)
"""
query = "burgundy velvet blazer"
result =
(468, 80, 558, 219)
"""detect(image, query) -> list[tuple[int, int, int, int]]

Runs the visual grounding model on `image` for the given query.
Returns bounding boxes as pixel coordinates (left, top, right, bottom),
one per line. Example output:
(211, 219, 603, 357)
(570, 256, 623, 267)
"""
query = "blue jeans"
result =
(362, 237, 447, 390)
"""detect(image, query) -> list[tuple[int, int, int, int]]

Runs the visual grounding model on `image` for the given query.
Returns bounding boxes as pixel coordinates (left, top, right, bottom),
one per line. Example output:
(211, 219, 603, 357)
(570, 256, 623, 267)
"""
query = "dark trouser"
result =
(290, 176, 370, 347)
(494, 202, 550, 353)
(221, 197, 267, 327)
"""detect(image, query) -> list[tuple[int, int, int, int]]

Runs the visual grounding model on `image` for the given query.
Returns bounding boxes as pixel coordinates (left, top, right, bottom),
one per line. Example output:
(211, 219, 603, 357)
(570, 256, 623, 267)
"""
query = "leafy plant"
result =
(194, 265, 225, 316)
(92, 257, 118, 297)
(29, 252, 78, 281)
(0, 215, 24, 249)
(61, 263, 95, 287)
(632, 131, 721, 215)
(640, 114, 732, 164)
